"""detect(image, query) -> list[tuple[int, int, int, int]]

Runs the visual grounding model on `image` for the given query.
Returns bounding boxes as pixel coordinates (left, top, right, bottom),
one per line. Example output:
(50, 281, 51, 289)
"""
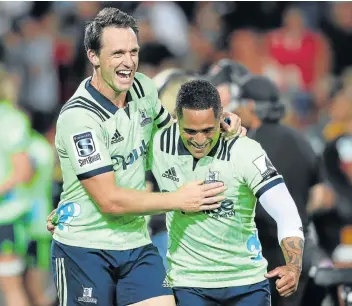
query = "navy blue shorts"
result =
(173, 279, 271, 306)
(51, 240, 172, 306)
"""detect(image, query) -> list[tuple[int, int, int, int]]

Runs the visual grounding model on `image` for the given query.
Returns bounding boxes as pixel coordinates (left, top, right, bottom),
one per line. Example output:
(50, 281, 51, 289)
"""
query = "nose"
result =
(123, 53, 133, 68)
(194, 133, 207, 146)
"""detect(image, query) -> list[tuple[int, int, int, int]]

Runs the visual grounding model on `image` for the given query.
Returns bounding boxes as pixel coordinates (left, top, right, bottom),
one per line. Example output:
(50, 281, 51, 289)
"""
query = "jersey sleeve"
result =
(5, 111, 31, 154)
(234, 137, 284, 198)
(149, 79, 172, 130)
(56, 111, 113, 180)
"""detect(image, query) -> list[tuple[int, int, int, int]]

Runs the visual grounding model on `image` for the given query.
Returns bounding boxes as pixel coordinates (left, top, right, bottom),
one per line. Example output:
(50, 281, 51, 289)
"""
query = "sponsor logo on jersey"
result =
(73, 132, 96, 157)
(246, 229, 263, 261)
(162, 167, 179, 182)
(78, 154, 102, 167)
(252, 154, 277, 180)
(203, 199, 235, 219)
(111, 140, 148, 171)
(73, 131, 102, 167)
(78, 287, 97, 304)
(111, 129, 124, 144)
(56, 202, 81, 232)
(139, 108, 152, 127)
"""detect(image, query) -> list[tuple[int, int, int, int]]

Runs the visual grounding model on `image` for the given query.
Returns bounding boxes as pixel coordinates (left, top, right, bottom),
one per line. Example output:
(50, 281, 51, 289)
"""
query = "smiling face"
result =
(89, 26, 139, 93)
(178, 108, 221, 159)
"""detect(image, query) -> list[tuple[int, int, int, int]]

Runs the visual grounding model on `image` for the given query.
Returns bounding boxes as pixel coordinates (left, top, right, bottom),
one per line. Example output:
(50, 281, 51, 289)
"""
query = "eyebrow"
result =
(111, 47, 140, 55)
(184, 127, 215, 133)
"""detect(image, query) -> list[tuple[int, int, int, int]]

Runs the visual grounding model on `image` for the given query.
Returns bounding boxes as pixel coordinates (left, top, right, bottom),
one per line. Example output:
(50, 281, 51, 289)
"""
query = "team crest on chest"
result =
(139, 108, 152, 127)
(204, 170, 222, 184)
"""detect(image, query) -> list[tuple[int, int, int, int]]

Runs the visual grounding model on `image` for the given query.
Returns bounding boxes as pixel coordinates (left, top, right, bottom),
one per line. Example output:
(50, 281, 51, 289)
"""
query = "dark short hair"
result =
(84, 7, 139, 54)
(175, 79, 222, 119)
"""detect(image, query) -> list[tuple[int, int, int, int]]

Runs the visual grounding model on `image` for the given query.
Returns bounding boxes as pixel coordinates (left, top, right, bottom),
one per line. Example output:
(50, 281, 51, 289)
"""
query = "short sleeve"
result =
(150, 82, 172, 130)
(235, 138, 284, 198)
(57, 113, 113, 180)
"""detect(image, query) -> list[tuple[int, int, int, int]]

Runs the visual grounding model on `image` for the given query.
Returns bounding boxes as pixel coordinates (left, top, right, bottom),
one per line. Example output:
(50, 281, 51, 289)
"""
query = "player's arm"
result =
(0, 115, 33, 195)
(238, 138, 304, 297)
(59, 113, 224, 215)
(0, 152, 33, 195)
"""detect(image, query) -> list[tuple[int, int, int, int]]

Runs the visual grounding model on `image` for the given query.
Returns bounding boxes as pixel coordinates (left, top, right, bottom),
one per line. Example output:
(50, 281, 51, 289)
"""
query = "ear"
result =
(219, 106, 224, 120)
(87, 49, 100, 68)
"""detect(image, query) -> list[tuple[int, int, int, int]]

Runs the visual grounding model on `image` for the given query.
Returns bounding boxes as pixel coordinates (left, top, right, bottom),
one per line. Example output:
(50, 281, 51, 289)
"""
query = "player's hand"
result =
(175, 180, 226, 212)
(221, 112, 247, 141)
(46, 209, 58, 234)
(265, 265, 301, 297)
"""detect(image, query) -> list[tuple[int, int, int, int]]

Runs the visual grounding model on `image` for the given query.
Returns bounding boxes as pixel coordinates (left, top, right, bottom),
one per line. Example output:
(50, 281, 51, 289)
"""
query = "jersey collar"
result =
(85, 78, 133, 114)
(177, 136, 221, 157)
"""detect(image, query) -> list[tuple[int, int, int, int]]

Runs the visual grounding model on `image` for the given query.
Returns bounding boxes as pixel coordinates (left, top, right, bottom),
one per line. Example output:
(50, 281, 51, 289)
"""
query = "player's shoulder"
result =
(152, 122, 178, 154)
(227, 136, 263, 159)
(133, 72, 158, 99)
(58, 77, 111, 125)
(58, 80, 107, 127)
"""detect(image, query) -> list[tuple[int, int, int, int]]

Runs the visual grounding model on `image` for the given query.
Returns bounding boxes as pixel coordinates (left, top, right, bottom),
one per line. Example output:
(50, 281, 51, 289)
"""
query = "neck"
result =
(91, 71, 127, 108)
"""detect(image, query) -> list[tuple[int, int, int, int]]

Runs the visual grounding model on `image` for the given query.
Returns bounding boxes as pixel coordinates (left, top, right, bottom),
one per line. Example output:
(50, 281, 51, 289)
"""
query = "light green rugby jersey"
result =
(0, 101, 32, 224)
(26, 131, 54, 238)
(54, 73, 171, 250)
(150, 122, 284, 288)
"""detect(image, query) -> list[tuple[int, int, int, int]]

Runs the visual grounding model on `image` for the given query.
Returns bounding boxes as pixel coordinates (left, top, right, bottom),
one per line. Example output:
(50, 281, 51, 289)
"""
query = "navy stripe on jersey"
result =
(217, 138, 225, 160)
(160, 124, 178, 155)
(61, 97, 110, 121)
(157, 113, 171, 129)
(160, 128, 168, 152)
(65, 96, 111, 119)
(171, 123, 177, 155)
(166, 125, 171, 153)
(226, 137, 239, 161)
(77, 165, 114, 180)
(154, 106, 165, 121)
(62, 104, 105, 122)
(221, 140, 228, 161)
(132, 83, 141, 99)
(134, 78, 145, 97)
(255, 177, 284, 198)
(78, 96, 111, 119)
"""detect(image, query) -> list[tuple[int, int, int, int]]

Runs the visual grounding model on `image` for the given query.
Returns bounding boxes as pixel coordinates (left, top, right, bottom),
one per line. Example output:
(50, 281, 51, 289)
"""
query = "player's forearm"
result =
(280, 237, 304, 273)
(0, 153, 33, 195)
(101, 187, 180, 215)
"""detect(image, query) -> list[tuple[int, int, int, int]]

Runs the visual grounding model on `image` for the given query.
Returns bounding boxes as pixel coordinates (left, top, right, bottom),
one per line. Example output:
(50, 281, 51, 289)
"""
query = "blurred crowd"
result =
(0, 1, 352, 306)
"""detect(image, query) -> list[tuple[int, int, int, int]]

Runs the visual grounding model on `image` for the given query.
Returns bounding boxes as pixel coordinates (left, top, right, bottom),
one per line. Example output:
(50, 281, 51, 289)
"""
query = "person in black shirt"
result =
(230, 75, 326, 306)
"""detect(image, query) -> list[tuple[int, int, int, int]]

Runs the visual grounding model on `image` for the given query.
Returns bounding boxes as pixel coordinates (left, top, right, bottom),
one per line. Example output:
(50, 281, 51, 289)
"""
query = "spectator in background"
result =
(320, 2, 352, 76)
(17, 14, 59, 134)
(232, 75, 333, 306)
(134, 1, 189, 58)
(263, 6, 331, 94)
(138, 42, 178, 79)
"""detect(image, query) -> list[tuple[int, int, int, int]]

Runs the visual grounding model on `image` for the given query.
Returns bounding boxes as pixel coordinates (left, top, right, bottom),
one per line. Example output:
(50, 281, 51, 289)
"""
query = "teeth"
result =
(118, 70, 131, 75)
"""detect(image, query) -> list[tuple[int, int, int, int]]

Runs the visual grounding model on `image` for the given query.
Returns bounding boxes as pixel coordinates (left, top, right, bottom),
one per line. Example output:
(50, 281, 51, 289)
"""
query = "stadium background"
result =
(0, 1, 351, 305)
